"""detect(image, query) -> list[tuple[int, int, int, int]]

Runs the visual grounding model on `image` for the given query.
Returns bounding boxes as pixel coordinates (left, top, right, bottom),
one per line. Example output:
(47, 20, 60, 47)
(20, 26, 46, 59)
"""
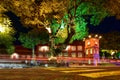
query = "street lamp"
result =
(88, 35, 91, 38)
(95, 34, 98, 38)
(99, 36, 102, 39)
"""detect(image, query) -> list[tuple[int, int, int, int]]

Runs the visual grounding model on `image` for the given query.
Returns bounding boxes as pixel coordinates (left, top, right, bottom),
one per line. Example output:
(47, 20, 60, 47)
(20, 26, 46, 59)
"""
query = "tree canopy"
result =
(104, 0, 120, 19)
(19, 28, 49, 49)
(0, 14, 15, 54)
(0, 0, 111, 44)
(100, 31, 120, 50)
(0, 0, 120, 55)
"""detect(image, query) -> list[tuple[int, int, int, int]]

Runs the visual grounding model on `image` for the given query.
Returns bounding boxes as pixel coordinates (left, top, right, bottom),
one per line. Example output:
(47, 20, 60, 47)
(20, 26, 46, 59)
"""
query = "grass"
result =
(0, 66, 120, 80)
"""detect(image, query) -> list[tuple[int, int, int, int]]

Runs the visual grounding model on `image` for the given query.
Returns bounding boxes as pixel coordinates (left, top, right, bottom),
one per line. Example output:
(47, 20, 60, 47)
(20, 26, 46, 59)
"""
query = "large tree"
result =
(1, 0, 120, 57)
(1, 0, 67, 57)
(19, 28, 49, 58)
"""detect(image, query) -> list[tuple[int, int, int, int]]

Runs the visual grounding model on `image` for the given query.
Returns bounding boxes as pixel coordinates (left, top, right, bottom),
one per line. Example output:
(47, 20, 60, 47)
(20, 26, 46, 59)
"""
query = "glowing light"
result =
(0, 24, 5, 32)
(95, 41, 98, 44)
(60, 20, 65, 29)
(11, 53, 19, 59)
(83, 38, 85, 41)
(86, 49, 88, 55)
(65, 45, 71, 51)
(88, 35, 91, 38)
(95, 34, 98, 37)
(48, 56, 57, 60)
(39, 46, 49, 51)
(90, 48, 92, 54)
(111, 51, 115, 55)
(46, 27, 51, 33)
(99, 36, 102, 39)
(87, 41, 90, 45)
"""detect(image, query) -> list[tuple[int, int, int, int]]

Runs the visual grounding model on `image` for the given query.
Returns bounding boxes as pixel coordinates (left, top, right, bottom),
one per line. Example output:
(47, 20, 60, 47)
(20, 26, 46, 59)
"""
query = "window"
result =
(86, 49, 88, 55)
(27, 55, 31, 58)
(38, 53, 43, 57)
(58, 53, 62, 57)
(64, 52, 68, 57)
(21, 55, 26, 58)
(78, 52, 82, 57)
(71, 53, 76, 57)
(90, 48, 93, 54)
(71, 46, 76, 51)
(77, 46, 82, 51)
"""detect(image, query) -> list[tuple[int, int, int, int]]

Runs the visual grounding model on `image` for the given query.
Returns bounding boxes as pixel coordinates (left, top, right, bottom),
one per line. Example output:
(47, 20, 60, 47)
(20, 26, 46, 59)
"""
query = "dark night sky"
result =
(5, 12, 30, 45)
(5, 12, 30, 33)
(88, 16, 120, 34)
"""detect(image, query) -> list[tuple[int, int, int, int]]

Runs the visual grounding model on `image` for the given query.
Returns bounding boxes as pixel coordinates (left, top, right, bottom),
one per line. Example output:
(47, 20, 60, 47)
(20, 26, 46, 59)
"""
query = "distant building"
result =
(85, 36, 100, 65)
(0, 36, 101, 65)
(14, 40, 85, 59)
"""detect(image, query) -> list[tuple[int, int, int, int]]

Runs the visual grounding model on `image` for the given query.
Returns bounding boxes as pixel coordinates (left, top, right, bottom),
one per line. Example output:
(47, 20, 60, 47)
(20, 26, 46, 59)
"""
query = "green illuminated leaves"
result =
(1, 0, 115, 45)
(19, 28, 49, 49)
(55, 27, 68, 44)
(90, 8, 108, 26)
(76, 2, 91, 16)
(70, 18, 88, 43)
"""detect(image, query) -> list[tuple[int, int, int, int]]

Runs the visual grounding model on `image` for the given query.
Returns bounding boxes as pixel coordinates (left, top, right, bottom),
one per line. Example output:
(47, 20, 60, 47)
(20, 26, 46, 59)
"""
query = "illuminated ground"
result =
(0, 66, 120, 80)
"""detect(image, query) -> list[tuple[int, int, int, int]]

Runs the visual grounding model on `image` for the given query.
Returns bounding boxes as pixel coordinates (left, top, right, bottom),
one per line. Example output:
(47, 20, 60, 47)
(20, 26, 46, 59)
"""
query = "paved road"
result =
(44, 66, 120, 80)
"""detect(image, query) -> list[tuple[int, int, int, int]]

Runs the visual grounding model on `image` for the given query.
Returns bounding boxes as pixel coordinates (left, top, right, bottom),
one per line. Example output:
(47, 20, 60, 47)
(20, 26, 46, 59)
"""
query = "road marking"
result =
(45, 68, 88, 71)
(61, 69, 105, 73)
(78, 71, 120, 78)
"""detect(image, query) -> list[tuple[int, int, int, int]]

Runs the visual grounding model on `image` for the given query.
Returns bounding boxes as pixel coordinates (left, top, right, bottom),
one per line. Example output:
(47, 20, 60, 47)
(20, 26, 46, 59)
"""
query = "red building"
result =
(85, 37, 99, 58)
(36, 40, 85, 58)
(84, 35, 101, 65)
(14, 40, 85, 60)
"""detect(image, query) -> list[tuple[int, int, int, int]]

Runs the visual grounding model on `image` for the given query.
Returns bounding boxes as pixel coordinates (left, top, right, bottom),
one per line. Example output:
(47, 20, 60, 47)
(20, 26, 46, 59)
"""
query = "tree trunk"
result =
(49, 34, 55, 57)
(64, 25, 75, 44)
(32, 46, 35, 60)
